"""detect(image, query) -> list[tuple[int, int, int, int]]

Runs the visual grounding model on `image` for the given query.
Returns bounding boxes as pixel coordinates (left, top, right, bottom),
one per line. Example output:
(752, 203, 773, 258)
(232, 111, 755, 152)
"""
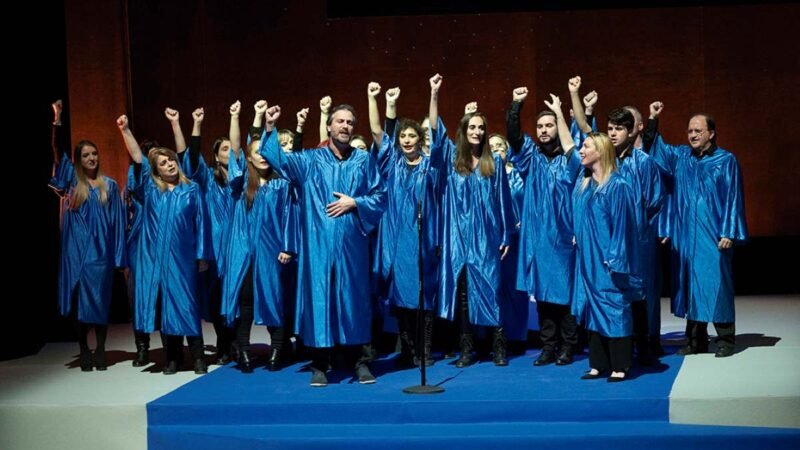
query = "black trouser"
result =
(234, 267, 255, 353)
(152, 290, 204, 364)
(311, 345, 368, 372)
(686, 320, 735, 350)
(537, 301, 578, 352)
(632, 300, 649, 358)
(208, 272, 234, 356)
(588, 331, 632, 373)
(456, 271, 472, 338)
(127, 272, 150, 349)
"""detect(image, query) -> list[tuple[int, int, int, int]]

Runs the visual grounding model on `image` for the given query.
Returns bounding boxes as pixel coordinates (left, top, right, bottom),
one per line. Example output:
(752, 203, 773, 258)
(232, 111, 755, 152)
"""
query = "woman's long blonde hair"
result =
(70, 140, 108, 210)
(579, 132, 617, 192)
(147, 147, 190, 191)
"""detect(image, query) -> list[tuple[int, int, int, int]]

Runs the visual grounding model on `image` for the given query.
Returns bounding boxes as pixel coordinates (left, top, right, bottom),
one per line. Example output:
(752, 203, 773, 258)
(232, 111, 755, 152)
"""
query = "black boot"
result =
(455, 333, 475, 368)
(238, 350, 253, 373)
(267, 348, 281, 372)
(492, 327, 508, 366)
(79, 348, 93, 372)
(78, 324, 92, 372)
(133, 331, 150, 367)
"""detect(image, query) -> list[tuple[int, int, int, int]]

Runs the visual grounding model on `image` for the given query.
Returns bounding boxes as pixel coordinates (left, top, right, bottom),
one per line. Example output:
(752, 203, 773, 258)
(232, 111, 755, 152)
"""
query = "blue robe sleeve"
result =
(258, 129, 309, 184)
(640, 153, 665, 222)
(649, 134, 680, 176)
(496, 159, 515, 247)
(108, 181, 128, 268)
(429, 117, 454, 172)
(353, 156, 387, 236)
(721, 157, 748, 243)
(194, 183, 212, 261)
(281, 186, 299, 254)
(508, 134, 537, 180)
(49, 151, 75, 193)
(605, 183, 639, 291)
(372, 130, 396, 180)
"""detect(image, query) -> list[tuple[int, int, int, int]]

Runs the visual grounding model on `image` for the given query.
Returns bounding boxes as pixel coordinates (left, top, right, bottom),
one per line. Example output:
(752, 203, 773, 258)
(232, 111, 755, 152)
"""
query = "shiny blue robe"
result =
(50, 157, 126, 324)
(125, 164, 143, 276)
(572, 173, 642, 337)
(259, 130, 387, 347)
(132, 158, 211, 335)
(618, 149, 665, 333)
(509, 134, 582, 305)
(650, 136, 747, 323)
(501, 166, 529, 340)
(372, 132, 440, 310)
(220, 156, 296, 327)
(430, 118, 515, 326)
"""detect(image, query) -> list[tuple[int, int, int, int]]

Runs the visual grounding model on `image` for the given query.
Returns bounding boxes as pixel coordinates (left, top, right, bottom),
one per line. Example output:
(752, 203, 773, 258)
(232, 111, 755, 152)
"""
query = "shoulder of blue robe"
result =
(716, 148, 748, 243)
(352, 150, 388, 235)
(258, 129, 311, 184)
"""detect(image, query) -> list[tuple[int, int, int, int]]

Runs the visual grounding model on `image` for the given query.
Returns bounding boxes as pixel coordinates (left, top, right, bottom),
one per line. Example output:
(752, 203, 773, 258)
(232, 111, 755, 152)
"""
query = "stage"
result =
(1, 296, 798, 449)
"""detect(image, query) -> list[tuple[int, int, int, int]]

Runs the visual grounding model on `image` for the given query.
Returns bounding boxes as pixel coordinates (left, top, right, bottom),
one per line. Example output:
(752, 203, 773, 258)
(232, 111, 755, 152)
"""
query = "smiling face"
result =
(489, 135, 508, 162)
(687, 115, 715, 151)
(466, 116, 486, 146)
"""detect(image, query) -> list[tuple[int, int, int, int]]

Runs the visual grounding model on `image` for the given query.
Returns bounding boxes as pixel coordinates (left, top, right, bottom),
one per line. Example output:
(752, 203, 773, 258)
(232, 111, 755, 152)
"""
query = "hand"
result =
(464, 101, 478, 115)
(278, 252, 293, 264)
(718, 237, 733, 250)
(265, 105, 281, 125)
(500, 245, 510, 260)
(192, 108, 204, 123)
(165, 107, 179, 122)
(385, 87, 400, 103)
(320, 96, 332, 114)
(650, 101, 664, 119)
(568, 76, 582, 93)
(326, 192, 356, 217)
(52, 99, 63, 124)
(429, 73, 443, 93)
(229, 100, 241, 116)
(116, 115, 128, 130)
(583, 90, 598, 109)
(544, 93, 562, 115)
(254, 100, 268, 115)
(296, 108, 309, 127)
(367, 82, 381, 98)
(512, 87, 528, 102)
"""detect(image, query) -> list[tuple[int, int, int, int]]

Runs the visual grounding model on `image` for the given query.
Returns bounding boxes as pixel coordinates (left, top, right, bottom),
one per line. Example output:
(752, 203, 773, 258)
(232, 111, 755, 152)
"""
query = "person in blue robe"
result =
(645, 102, 747, 358)
(125, 139, 211, 375)
(570, 80, 665, 365)
(506, 84, 583, 366)
(258, 103, 387, 387)
(488, 133, 530, 351)
(572, 131, 642, 382)
(50, 100, 126, 372)
(220, 133, 297, 373)
(428, 74, 515, 368)
(367, 83, 440, 367)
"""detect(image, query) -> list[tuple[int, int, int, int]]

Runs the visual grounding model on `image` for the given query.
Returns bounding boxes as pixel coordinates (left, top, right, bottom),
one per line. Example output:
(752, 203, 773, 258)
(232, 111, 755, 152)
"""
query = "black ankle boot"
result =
(133, 343, 149, 367)
(267, 348, 281, 372)
(94, 348, 107, 371)
(79, 348, 93, 372)
(238, 350, 253, 373)
(492, 327, 508, 366)
(398, 331, 416, 367)
(455, 333, 475, 368)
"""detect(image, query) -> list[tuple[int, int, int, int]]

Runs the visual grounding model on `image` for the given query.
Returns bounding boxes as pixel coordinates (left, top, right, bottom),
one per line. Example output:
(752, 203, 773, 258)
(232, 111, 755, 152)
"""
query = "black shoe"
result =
(677, 345, 699, 355)
(163, 361, 178, 375)
(455, 333, 475, 368)
(79, 349, 93, 372)
(310, 367, 328, 387)
(607, 372, 627, 383)
(238, 351, 253, 373)
(94, 349, 107, 371)
(356, 363, 376, 384)
(194, 358, 208, 374)
(214, 352, 231, 365)
(580, 370, 602, 380)
(266, 348, 281, 372)
(555, 349, 574, 366)
(714, 346, 735, 358)
(492, 327, 509, 366)
(534, 349, 556, 366)
(133, 347, 150, 367)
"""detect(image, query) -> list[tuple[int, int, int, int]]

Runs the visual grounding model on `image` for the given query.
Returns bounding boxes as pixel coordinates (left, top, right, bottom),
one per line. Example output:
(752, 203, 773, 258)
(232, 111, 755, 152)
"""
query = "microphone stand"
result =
(404, 198, 444, 394)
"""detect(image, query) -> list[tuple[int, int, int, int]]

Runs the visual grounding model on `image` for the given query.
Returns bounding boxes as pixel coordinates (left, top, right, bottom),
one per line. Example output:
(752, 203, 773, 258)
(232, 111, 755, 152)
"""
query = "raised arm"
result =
(544, 94, 576, 156)
(116, 114, 143, 164)
(51, 100, 64, 167)
(506, 87, 527, 153)
(464, 101, 478, 115)
(367, 82, 383, 144)
(165, 108, 186, 153)
(259, 105, 308, 184)
(250, 100, 267, 142)
(319, 95, 331, 142)
(188, 107, 204, 171)
(385, 87, 399, 137)
(568, 76, 592, 134)
(229, 100, 242, 157)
